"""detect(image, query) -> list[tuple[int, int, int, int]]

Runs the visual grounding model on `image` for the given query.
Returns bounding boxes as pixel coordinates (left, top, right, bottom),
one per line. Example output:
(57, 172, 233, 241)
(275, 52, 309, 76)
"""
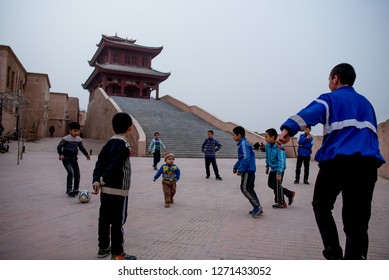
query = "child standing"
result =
(153, 153, 181, 208)
(264, 128, 295, 208)
(201, 130, 222, 180)
(57, 122, 90, 197)
(294, 126, 314, 185)
(232, 126, 263, 217)
(149, 132, 167, 170)
(92, 112, 136, 260)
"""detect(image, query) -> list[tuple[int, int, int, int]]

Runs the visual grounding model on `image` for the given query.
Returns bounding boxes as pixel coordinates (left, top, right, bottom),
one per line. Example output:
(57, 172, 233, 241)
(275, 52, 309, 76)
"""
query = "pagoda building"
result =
(83, 34, 170, 101)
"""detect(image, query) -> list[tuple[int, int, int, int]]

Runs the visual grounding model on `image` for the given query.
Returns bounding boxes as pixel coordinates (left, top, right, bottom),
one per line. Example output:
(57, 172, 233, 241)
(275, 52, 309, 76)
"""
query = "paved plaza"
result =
(0, 137, 388, 260)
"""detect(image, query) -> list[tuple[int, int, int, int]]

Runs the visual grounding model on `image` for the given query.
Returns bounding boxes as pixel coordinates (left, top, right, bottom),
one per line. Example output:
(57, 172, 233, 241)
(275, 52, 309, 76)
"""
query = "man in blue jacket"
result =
(294, 126, 314, 185)
(277, 63, 385, 260)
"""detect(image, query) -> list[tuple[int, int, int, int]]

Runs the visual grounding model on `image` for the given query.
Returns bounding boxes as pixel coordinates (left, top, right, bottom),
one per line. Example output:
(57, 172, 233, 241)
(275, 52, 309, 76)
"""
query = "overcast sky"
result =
(1, 0, 388, 136)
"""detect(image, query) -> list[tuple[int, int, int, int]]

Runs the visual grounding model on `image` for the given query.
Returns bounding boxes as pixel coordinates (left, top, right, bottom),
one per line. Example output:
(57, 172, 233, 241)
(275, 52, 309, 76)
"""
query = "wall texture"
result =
(84, 88, 146, 156)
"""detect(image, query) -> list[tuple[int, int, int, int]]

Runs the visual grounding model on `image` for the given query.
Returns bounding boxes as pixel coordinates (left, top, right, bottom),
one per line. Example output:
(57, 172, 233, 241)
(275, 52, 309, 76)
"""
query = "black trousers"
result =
(240, 173, 261, 208)
(312, 157, 377, 260)
(295, 155, 310, 182)
(98, 193, 128, 255)
(205, 157, 220, 177)
(153, 150, 161, 167)
(267, 170, 293, 204)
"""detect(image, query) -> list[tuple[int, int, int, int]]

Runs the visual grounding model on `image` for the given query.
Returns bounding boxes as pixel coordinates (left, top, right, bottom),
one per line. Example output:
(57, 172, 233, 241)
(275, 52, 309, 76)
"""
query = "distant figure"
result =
(232, 126, 263, 218)
(153, 153, 181, 208)
(57, 122, 90, 197)
(277, 63, 385, 260)
(201, 130, 222, 180)
(294, 126, 313, 185)
(49, 125, 55, 138)
(0, 123, 4, 136)
(92, 112, 136, 260)
(149, 132, 166, 170)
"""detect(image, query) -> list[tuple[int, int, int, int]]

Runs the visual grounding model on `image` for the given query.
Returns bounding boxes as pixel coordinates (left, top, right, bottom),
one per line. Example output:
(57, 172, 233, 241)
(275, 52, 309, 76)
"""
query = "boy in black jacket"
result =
(92, 112, 136, 260)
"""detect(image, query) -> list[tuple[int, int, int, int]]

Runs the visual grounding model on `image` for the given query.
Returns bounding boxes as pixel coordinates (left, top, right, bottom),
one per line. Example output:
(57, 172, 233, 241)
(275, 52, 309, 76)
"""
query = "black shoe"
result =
(73, 190, 79, 195)
(97, 246, 111, 258)
(304, 180, 310, 185)
(215, 177, 222, 181)
(66, 191, 75, 197)
(288, 191, 295, 205)
(206, 176, 210, 179)
(294, 180, 299, 184)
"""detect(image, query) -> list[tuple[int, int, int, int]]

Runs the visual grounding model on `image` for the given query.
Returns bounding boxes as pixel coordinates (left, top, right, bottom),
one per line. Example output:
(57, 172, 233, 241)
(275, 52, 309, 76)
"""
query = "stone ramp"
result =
(112, 97, 264, 158)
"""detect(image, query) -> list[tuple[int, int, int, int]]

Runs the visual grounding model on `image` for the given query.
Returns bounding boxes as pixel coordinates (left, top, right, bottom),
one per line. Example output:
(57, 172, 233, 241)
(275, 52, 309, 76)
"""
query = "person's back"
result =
(278, 63, 385, 260)
(92, 112, 136, 260)
(312, 86, 382, 164)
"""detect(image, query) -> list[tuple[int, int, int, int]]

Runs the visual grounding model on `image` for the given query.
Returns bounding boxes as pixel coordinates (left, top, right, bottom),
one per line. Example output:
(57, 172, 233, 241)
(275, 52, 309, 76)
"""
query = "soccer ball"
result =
(78, 189, 91, 203)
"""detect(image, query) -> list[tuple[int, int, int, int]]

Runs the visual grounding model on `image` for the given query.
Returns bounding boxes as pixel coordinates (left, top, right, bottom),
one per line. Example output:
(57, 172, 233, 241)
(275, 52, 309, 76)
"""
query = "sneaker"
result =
(304, 180, 310, 185)
(272, 203, 287, 208)
(153, 166, 158, 170)
(66, 191, 75, 197)
(164, 203, 170, 208)
(205, 176, 210, 179)
(111, 253, 137, 260)
(288, 191, 296, 205)
(294, 180, 299, 184)
(215, 177, 222, 181)
(97, 246, 111, 258)
(251, 206, 264, 217)
(73, 190, 79, 195)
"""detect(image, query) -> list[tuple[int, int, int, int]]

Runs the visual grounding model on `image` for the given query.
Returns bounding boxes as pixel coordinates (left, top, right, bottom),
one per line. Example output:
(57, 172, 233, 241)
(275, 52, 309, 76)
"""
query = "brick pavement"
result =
(0, 137, 388, 260)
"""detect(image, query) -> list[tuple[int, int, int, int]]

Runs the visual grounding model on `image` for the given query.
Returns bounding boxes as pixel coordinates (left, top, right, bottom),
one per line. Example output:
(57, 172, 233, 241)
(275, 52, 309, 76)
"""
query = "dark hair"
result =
(265, 128, 278, 139)
(233, 126, 245, 138)
(154, 132, 160, 136)
(330, 63, 356, 86)
(69, 122, 80, 130)
(208, 130, 214, 134)
(112, 113, 133, 134)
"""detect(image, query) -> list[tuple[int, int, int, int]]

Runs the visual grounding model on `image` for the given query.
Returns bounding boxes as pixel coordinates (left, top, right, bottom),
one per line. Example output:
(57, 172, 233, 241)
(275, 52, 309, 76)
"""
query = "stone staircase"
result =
(112, 97, 264, 158)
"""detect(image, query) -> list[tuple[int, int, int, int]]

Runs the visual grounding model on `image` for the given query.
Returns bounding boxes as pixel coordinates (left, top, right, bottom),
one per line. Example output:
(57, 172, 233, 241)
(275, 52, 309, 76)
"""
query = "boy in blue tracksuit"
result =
(232, 126, 263, 217)
(264, 128, 295, 208)
(294, 126, 314, 184)
(277, 63, 385, 260)
(202, 130, 222, 180)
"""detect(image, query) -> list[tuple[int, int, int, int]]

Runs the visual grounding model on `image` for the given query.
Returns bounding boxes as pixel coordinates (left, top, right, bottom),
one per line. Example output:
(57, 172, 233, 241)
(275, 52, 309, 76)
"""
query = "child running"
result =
(264, 128, 295, 208)
(153, 153, 181, 208)
(232, 126, 263, 217)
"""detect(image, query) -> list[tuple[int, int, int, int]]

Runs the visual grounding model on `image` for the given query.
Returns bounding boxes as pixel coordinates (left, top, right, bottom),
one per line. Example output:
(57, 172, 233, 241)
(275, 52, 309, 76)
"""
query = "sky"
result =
(1, 0, 388, 136)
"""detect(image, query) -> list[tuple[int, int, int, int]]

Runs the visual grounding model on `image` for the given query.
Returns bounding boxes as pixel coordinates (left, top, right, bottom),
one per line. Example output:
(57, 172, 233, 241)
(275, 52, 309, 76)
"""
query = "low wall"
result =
(161, 95, 265, 144)
(83, 88, 146, 156)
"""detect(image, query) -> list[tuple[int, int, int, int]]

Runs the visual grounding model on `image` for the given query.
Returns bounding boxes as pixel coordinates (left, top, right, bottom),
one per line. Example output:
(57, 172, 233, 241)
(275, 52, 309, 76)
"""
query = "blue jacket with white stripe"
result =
(234, 137, 256, 174)
(281, 86, 385, 166)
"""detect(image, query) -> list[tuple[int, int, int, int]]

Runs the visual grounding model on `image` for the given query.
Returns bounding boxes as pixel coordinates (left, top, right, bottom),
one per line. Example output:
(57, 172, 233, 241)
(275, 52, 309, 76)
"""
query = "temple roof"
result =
(89, 34, 164, 65)
(82, 63, 170, 89)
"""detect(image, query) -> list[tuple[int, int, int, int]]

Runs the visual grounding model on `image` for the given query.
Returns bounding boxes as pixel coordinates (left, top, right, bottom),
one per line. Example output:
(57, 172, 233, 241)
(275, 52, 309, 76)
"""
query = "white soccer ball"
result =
(78, 189, 91, 203)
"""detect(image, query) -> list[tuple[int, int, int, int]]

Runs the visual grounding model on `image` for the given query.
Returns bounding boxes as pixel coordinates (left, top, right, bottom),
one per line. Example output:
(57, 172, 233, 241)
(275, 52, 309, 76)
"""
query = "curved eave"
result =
(89, 39, 163, 65)
(96, 63, 170, 80)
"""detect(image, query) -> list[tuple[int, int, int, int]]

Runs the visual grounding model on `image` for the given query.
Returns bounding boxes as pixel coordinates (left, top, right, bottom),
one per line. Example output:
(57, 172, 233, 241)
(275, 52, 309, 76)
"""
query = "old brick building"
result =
(0, 45, 80, 140)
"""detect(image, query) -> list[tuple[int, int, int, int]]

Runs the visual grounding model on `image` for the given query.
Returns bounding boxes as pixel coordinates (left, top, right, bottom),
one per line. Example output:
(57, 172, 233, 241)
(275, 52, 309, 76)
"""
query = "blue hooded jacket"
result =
(234, 137, 256, 174)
